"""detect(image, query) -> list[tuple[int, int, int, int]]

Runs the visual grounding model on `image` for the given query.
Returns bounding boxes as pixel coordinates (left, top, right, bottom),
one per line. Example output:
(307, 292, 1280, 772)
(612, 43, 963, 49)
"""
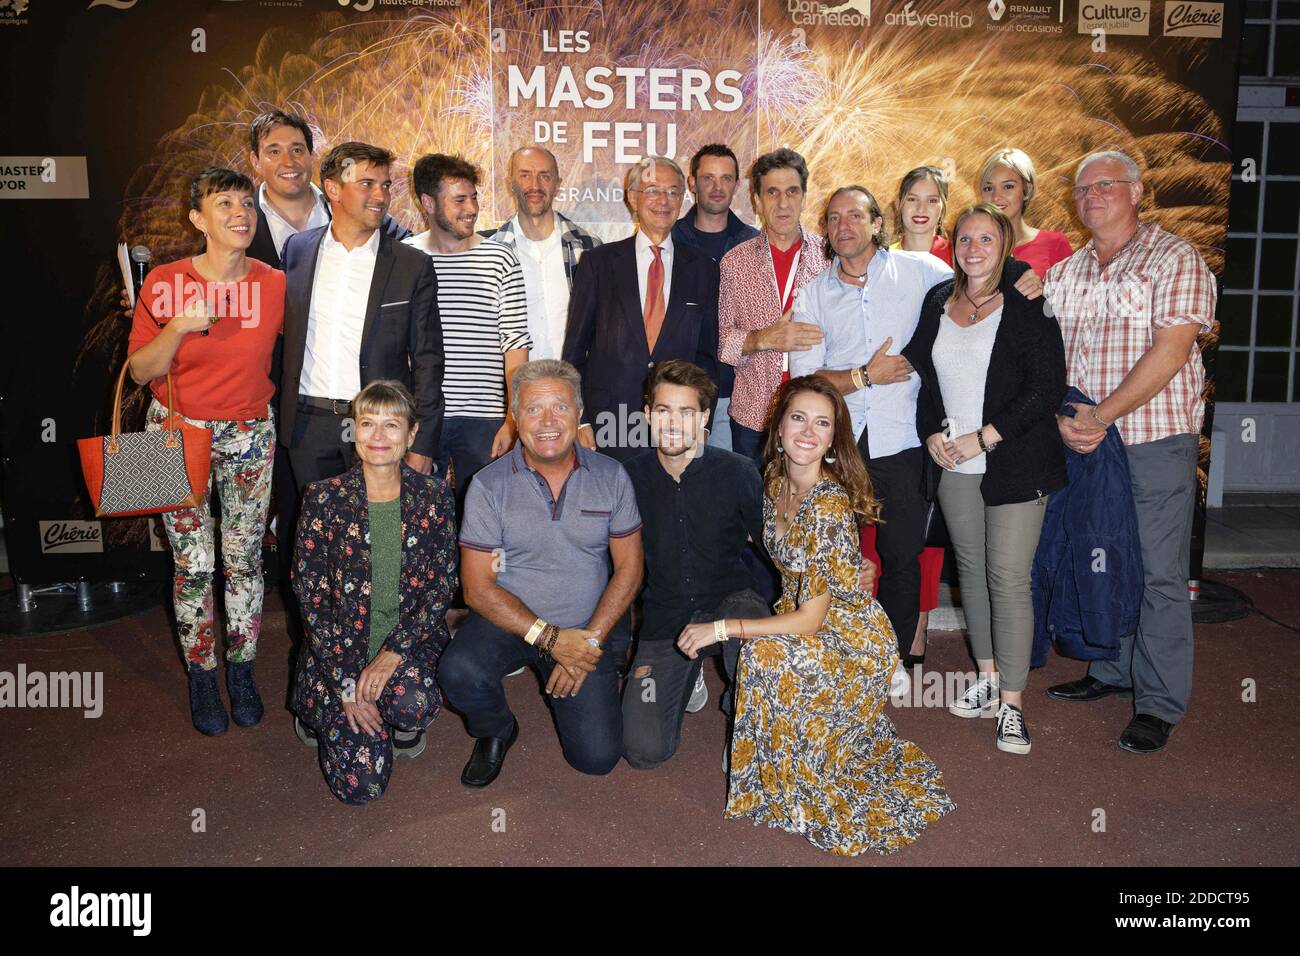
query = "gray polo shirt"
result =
(460, 443, 642, 628)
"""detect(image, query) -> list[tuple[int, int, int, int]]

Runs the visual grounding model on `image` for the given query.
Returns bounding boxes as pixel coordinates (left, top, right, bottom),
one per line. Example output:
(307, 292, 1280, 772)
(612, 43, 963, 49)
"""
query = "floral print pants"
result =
(146, 398, 275, 671)
(315, 649, 442, 805)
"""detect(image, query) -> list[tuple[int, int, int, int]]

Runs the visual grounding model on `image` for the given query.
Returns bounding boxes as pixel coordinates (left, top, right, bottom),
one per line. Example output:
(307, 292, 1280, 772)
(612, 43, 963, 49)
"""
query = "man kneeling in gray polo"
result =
(439, 359, 644, 787)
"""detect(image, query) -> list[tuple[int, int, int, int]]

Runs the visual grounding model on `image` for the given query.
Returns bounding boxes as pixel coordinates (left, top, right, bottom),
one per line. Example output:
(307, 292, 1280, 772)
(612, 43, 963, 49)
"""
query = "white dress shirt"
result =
(257, 182, 330, 260)
(791, 247, 953, 459)
(300, 227, 380, 400)
(512, 214, 569, 359)
(635, 230, 674, 317)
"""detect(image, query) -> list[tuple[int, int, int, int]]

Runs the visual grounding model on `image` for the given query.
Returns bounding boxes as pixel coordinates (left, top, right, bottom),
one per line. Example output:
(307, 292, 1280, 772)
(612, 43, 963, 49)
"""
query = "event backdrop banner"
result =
(0, 0, 1241, 584)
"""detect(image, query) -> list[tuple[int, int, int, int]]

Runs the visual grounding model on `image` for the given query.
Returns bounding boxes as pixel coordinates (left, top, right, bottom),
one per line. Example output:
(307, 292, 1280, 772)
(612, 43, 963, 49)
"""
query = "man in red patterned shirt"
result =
(717, 148, 828, 463)
(1042, 150, 1216, 754)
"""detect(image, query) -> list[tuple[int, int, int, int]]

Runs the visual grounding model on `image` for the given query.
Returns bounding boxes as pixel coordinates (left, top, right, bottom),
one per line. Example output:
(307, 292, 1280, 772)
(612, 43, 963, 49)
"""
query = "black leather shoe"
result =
(1046, 675, 1132, 702)
(1118, 714, 1174, 754)
(460, 719, 519, 788)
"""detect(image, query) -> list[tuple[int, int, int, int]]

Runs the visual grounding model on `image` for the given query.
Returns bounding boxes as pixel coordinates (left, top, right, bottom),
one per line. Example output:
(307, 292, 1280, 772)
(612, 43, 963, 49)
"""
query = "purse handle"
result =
(107, 361, 180, 454)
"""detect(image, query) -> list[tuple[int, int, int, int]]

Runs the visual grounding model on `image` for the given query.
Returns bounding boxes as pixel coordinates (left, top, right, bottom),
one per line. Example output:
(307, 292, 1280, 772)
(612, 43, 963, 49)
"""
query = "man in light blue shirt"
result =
(792, 185, 951, 661)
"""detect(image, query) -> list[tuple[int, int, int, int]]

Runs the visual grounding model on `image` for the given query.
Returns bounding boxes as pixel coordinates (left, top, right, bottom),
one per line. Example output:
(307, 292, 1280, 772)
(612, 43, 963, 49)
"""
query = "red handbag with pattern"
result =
(77, 362, 212, 517)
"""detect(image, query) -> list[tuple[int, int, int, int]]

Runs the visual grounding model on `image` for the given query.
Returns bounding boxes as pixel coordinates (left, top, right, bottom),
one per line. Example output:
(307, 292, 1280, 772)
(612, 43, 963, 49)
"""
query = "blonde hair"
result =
(979, 147, 1038, 214)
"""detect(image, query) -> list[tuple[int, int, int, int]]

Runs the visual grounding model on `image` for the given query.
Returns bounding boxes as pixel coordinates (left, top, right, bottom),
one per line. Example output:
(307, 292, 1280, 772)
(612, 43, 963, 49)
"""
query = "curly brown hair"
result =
(760, 375, 881, 526)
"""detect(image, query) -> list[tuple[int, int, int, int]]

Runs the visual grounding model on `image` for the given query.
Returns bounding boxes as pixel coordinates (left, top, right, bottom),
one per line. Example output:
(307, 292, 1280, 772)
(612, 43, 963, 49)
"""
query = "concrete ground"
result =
(1, 569, 1296, 867)
(1204, 495, 1300, 570)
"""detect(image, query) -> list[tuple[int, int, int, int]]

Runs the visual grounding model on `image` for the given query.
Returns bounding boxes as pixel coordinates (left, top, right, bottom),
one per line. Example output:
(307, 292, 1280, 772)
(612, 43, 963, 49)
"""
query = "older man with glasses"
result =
(1042, 150, 1216, 755)
(564, 155, 722, 461)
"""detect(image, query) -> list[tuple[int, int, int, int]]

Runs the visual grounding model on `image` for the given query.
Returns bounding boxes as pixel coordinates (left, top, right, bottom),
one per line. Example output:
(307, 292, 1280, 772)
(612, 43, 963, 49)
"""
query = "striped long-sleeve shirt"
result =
(404, 232, 531, 419)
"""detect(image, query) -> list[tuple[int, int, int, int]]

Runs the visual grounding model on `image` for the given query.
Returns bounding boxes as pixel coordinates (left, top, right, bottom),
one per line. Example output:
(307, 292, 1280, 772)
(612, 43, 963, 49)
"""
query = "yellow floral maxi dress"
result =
(725, 477, 955, 855)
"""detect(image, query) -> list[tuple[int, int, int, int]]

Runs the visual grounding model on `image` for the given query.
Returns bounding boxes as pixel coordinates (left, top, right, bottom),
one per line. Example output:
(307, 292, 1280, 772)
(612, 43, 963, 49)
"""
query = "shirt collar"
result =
(257, 181, 327, 224)
(322, 223, 380, 254)
(510, 441, 588, 475)
(510, 213, 562, 250)
(1083, 220, 1154, 263)
(636, 229, 673, 257)
(652, 444, 711, 482)
(762, 225, 807, 257)
(827, 246, 887, 288)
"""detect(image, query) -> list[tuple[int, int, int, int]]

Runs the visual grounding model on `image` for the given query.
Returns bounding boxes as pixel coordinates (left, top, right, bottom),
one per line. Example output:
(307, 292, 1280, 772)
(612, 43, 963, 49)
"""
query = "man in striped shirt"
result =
(405, 154, 531, 516)
(1043, 150, 1217, 755)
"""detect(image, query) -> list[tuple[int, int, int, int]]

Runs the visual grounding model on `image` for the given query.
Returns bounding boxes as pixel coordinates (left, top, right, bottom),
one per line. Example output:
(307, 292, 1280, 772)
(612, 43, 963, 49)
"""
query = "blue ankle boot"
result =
(226, 660, 264, 728)
(189, 666, 229, 736)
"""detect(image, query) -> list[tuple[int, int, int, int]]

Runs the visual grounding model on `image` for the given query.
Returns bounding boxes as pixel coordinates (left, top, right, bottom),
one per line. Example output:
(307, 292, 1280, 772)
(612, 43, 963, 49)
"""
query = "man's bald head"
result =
(508, 144, 562, 219)
(508, 145, 559, 178)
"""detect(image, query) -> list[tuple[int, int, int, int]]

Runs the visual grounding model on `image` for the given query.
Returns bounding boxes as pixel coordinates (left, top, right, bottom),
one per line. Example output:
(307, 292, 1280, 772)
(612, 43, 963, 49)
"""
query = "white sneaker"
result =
(685, 667, 708, 713)
(949, 674, 1000, 718)
(995, 702, 1032, 754)
(890, 661, 911, 700)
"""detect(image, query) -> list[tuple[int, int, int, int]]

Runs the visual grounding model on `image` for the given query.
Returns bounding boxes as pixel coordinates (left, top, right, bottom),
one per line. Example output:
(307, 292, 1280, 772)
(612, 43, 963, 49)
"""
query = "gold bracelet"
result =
(850, 366, 865, 391)
(1090, 405, 1111, 428)
(713, 619, 729, 643)
(524, 617, 547, 645)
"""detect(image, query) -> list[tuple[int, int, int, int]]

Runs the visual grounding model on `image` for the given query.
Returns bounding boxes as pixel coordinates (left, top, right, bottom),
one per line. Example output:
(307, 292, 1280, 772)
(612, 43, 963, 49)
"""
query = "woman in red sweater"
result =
(127, 167, 285, 736)
(978, 148, 1073, 278)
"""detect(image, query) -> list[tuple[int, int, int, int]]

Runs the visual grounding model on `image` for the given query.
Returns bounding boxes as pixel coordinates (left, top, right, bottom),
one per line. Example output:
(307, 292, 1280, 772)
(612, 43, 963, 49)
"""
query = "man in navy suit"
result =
(563, 156, 720, 462)
(244, 111, 413, 603)
(278, 142, 444, 491)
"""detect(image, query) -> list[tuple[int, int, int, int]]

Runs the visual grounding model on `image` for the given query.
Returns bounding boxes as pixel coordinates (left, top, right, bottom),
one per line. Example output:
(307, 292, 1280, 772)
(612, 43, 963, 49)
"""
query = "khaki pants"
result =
(937, 471, 1048, 693)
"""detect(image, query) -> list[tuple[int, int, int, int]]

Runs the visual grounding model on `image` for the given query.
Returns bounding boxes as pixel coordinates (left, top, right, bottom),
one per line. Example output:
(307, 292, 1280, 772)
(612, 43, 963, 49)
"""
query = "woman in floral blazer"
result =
(291, 380, 458, 805)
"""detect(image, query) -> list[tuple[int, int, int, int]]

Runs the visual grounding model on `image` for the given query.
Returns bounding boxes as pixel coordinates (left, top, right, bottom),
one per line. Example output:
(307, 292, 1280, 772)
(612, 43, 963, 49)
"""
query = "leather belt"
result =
(299, 395, 353, 415)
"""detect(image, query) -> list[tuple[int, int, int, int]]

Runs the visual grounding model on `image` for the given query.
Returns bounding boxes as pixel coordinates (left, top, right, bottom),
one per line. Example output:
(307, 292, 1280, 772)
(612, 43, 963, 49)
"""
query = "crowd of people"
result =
(125, 109, 1216, 856)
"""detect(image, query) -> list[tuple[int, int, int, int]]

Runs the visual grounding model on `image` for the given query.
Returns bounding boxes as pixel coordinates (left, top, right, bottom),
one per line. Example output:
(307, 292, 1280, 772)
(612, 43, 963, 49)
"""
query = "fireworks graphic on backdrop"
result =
(77, 1, 1229, 529)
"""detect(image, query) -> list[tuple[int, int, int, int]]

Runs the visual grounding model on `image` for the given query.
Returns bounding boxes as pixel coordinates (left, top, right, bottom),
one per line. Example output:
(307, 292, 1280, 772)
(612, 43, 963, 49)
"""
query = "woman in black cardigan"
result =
(903, 203, 1066, 756)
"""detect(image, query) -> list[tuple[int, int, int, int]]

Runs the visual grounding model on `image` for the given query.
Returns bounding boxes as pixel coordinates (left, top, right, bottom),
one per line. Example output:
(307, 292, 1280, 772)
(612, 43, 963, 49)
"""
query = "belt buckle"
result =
(331, 399, 350, 416)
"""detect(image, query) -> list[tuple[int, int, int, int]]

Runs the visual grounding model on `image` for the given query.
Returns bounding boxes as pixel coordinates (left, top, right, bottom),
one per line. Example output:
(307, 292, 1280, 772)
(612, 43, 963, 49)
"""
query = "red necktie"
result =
(644, 245, 665, 354)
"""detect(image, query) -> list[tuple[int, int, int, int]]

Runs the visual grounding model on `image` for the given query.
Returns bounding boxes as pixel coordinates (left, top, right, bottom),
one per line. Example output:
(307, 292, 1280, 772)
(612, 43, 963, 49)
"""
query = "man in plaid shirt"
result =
(1042, 150, 1216, 754)
(486, 145, 601, 360)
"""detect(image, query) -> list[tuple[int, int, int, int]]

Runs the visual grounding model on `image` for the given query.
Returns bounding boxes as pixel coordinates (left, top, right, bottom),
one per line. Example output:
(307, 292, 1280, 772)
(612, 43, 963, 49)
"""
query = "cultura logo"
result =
(1078, 0, 1151, 36)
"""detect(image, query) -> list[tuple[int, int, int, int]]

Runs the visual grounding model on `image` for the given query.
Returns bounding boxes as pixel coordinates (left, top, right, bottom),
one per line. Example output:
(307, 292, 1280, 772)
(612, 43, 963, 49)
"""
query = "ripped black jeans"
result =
(621, 589, 769, 770)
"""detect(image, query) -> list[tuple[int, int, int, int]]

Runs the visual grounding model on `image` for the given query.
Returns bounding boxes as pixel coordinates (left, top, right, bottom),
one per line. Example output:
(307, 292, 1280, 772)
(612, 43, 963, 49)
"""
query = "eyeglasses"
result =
(637, 188, 684, 202)
(1072, 179, 1135, 200)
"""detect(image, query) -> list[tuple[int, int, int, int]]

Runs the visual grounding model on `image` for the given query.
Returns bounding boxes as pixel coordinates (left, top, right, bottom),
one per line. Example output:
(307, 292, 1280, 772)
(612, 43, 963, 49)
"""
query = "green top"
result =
(367, 498, 403, 662)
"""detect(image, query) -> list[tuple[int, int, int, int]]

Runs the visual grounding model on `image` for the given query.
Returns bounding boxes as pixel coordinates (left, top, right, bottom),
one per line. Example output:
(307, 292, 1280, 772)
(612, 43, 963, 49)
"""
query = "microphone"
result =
(130, 245, 151, 293)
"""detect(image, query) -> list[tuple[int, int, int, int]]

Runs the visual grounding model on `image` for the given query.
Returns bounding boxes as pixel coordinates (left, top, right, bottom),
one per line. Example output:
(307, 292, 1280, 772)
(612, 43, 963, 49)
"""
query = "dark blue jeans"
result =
(730, 419, 767, 468)
(438, 416, 505, 519)
(438, 612, 629, 775)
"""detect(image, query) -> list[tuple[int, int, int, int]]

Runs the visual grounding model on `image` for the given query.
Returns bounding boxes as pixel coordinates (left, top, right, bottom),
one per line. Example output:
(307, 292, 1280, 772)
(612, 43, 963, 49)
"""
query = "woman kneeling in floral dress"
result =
(679, 375, 955, 855)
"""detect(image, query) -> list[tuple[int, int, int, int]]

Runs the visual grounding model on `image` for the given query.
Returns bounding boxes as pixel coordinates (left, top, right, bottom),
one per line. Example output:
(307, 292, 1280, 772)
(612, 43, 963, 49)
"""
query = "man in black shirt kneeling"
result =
(621, 360, 772, 770)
